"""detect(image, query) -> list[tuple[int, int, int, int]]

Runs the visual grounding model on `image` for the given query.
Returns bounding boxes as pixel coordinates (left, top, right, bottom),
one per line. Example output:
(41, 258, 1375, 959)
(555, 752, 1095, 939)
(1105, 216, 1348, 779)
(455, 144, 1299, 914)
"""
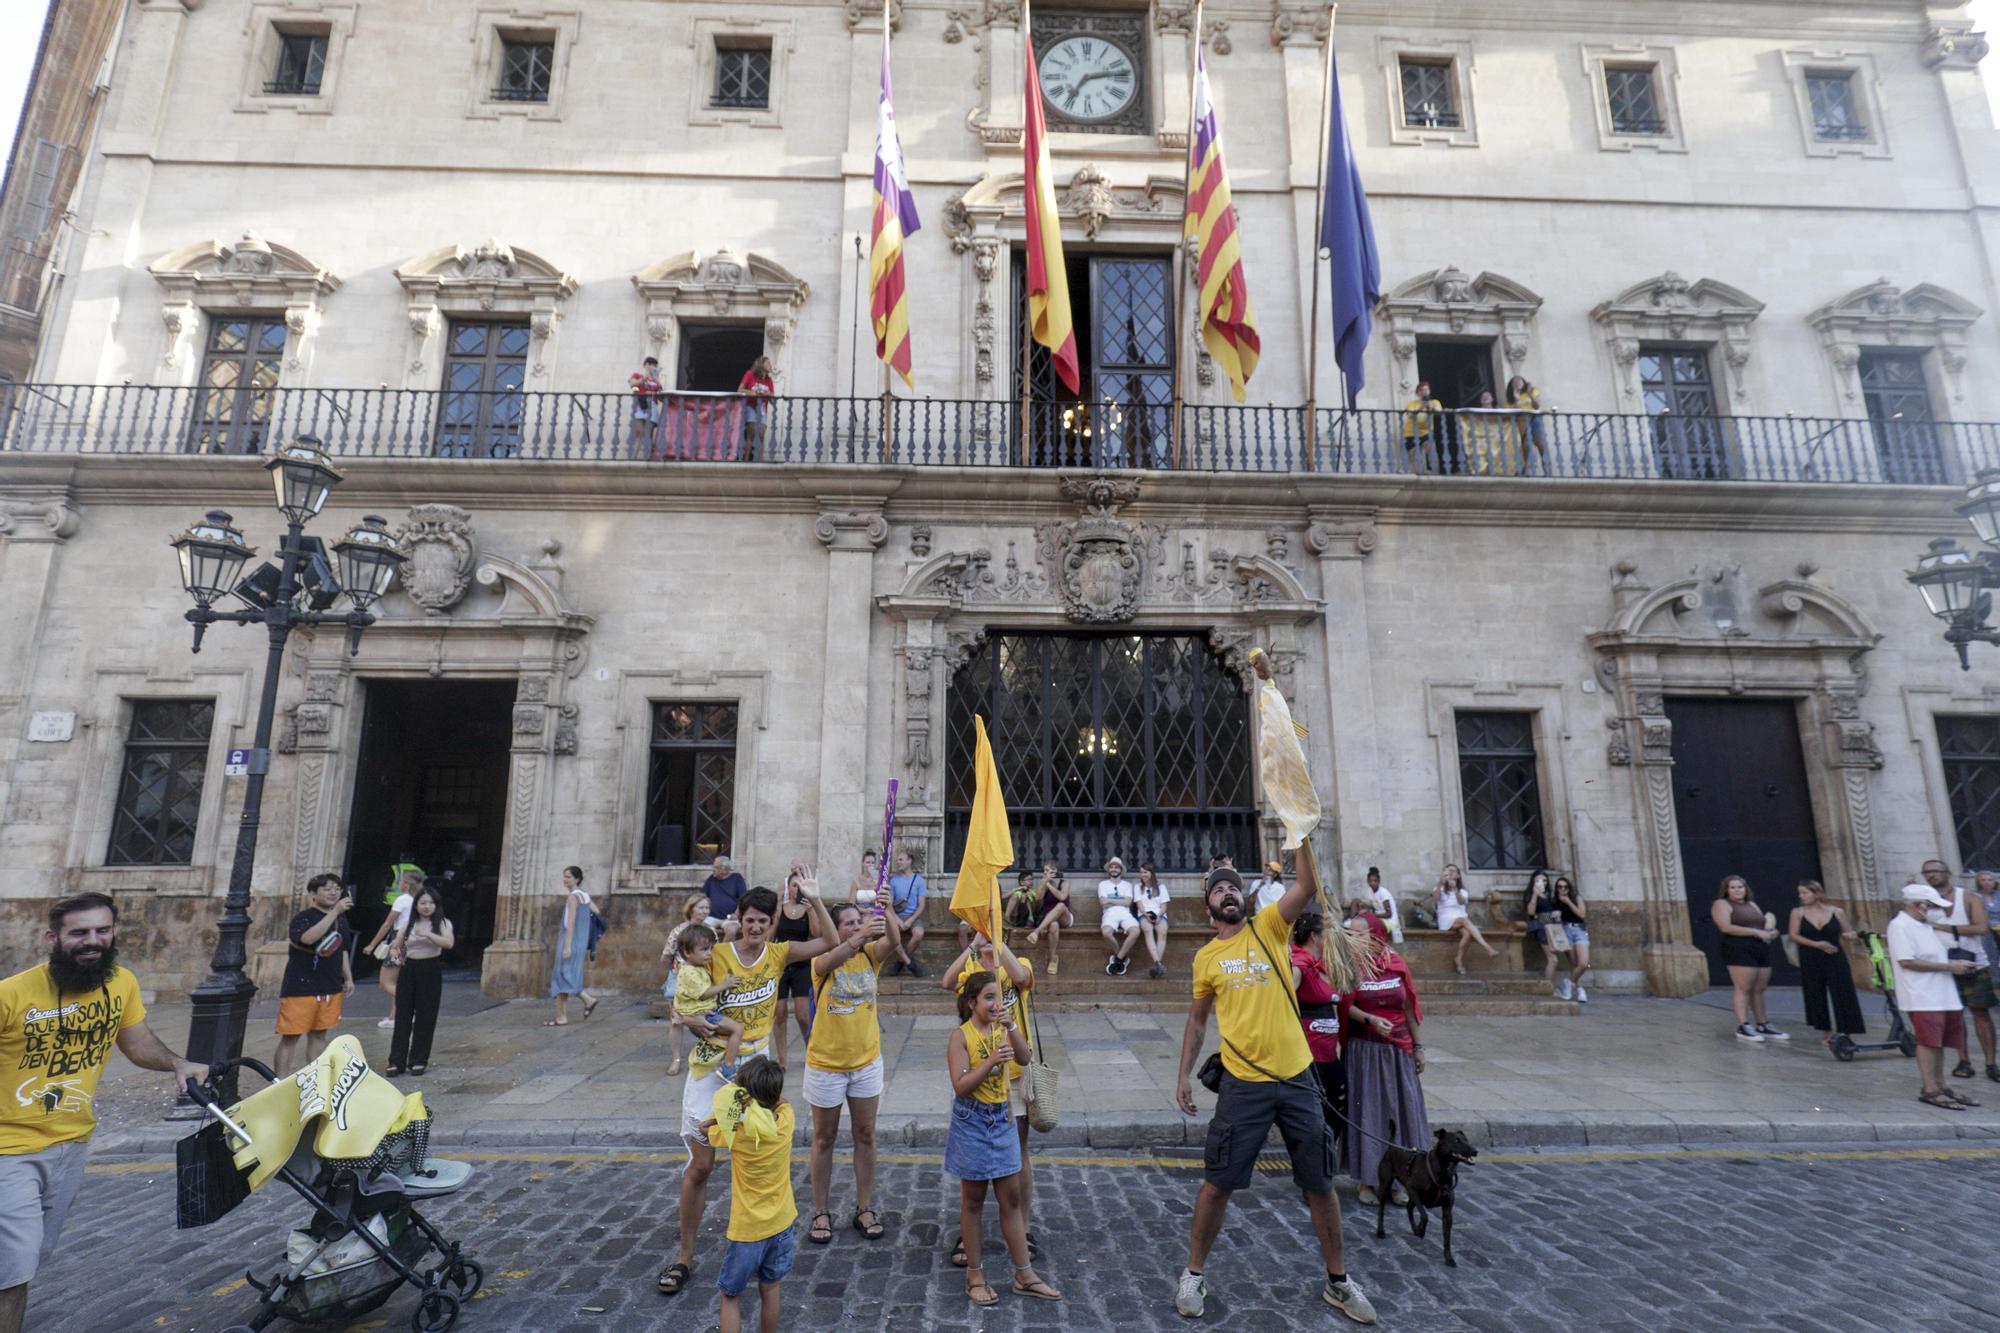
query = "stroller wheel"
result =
(440, 1258, 484, 1298)
(412, 1289, 461, 1333)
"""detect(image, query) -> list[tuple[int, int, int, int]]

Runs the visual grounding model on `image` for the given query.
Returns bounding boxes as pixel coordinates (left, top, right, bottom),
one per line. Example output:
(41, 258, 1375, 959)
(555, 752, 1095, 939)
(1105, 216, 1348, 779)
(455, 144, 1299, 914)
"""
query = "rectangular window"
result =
(645, 703, 738, 865)
(1861, 349, 1945, 485)
(1940, 716, 2000, 870)
(107, 700, 214, 866)
(495, 38, 555, 103)
(1605, 65, 1666, 135)
(267, 31, 327, 95)
(1455, 711, 1547, 871)
(712, 41, 772, 109)
(437, 319, 529, 458)
(1638, 345, 1730, 480)
(191, 316, 288, 455)
(1806, 71, 1866, 141)
(1398, 59, 1459, 128)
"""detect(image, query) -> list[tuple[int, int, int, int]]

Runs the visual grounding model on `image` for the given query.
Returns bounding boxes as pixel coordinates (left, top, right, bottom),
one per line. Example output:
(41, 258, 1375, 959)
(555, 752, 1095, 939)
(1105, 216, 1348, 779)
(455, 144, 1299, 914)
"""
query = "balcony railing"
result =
(1, 382, 1992, 487)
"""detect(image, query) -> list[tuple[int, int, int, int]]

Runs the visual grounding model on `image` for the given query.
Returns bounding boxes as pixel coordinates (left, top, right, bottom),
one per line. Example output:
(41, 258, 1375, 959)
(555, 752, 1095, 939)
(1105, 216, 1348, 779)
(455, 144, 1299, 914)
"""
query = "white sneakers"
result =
(377, 1017, 395, 1029)
(1756, 1024, 1790, 1040)
(1176, 1270, 1207, 1318)
(1554, 977, 1573, 1000)
(1574, 985, 1589, 1004)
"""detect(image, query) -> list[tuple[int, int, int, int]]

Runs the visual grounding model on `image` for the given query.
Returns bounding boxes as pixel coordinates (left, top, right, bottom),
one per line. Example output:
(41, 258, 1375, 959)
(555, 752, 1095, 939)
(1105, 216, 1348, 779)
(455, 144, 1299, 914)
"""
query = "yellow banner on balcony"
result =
(1252, 655, 1319, 850)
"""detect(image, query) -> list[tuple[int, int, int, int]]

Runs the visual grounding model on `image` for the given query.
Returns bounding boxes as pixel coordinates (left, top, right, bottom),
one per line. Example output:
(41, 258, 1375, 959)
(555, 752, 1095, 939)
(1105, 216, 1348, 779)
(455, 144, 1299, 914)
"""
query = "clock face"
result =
(1040, 35, 1139, 124)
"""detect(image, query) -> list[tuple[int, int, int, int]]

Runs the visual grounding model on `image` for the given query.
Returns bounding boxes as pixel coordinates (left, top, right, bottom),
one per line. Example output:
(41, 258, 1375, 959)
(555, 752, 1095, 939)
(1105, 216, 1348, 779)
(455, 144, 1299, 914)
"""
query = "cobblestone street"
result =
(34, 1142, 2000, 1332)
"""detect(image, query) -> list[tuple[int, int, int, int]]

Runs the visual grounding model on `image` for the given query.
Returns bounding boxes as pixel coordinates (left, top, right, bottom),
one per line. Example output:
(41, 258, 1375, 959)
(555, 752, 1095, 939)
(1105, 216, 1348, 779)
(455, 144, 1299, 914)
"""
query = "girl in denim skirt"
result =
(945, 971, 1060, 1308)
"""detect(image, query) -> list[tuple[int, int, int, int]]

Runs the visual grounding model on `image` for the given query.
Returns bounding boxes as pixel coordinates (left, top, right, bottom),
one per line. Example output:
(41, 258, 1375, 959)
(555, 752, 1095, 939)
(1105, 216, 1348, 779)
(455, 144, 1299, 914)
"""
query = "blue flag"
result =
(1318, 42, 1380, 408)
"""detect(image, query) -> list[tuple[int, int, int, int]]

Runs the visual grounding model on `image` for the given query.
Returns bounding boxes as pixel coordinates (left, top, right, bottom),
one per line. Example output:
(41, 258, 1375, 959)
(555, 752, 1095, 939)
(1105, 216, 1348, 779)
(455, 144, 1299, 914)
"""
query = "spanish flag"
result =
(869, 28, 920, 387)
(949, 715, 1012, 946)
(1185, 49, 1259, 402)
(1022, 10, 1081, 395)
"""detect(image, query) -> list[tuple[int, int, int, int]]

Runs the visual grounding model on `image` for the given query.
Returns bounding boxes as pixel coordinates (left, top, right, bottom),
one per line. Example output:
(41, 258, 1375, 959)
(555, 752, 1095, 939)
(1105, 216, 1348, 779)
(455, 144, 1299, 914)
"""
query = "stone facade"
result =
(2, 1, 1999, 998)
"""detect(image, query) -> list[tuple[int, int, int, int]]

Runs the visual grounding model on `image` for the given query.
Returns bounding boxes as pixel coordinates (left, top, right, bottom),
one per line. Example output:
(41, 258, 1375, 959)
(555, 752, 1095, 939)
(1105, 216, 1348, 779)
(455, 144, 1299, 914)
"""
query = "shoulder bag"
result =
(1023, 987, 1060, 1133)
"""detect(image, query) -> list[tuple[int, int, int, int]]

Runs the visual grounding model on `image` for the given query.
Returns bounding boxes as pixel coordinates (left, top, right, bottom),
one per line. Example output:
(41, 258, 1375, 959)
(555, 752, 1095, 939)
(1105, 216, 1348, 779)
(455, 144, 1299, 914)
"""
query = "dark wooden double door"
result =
(1667, 699, 1821, 986)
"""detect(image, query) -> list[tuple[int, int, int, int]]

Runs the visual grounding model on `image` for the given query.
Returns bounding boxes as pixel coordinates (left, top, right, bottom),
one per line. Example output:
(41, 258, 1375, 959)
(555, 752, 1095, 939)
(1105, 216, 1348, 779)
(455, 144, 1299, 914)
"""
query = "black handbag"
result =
(1196, 1051, 1225, 1093)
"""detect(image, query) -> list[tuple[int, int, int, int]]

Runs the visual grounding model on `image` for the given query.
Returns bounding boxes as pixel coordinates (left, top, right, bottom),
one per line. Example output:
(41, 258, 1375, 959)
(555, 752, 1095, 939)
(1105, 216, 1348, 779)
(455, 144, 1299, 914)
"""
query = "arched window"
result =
(946, 632, 1255, 872)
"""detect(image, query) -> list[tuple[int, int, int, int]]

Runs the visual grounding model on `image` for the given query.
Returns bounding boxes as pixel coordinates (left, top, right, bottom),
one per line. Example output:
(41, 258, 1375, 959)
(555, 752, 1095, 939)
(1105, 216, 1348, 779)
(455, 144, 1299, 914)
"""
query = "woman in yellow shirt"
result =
(801, 901, 902, 1245)
(945, 972, 1058, 1307)
(1506, 375, 1547, 476)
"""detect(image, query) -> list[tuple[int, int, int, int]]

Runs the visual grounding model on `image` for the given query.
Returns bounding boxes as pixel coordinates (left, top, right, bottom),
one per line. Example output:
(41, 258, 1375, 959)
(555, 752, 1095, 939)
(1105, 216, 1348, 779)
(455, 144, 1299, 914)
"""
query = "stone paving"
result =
(33, 1141, 2000, 1332)
(91, 980, 2000, 1154)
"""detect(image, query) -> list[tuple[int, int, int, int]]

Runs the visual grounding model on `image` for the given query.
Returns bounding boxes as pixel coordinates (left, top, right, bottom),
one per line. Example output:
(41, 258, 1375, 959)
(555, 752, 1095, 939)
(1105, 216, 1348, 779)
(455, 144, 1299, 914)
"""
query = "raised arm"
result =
(784, 869, 841, 962)
(1278, 852, 1319, 925)
(939, 944, 974, 992)
(996, 939, 1032, 991)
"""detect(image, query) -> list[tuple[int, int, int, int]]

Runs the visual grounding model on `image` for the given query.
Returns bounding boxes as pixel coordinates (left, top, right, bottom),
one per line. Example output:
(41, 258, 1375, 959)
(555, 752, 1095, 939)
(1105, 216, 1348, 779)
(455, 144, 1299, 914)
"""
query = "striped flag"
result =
(870, 28, 920, 387)
(1184, 49, 1260, 403)
(1022, 16, 1081, 395)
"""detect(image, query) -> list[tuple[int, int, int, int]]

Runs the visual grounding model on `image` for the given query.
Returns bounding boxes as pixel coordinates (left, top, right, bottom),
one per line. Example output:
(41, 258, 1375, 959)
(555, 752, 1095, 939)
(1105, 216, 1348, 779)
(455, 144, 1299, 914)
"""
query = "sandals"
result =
(1951, 1091, 1983, 1107)
(1013, 1266, 1062, 1301)
(966, 1272, 999, 1307)
(583, 998, 600, 1020)
(1920, 1090, 1967, 1110)
(807, 1212, 834, 1245)
(408, 1065, 427, 1076)
(382, 1066, 405, 1078)
(950, 1238, 968, 1268)
(657, 1261, 693, 1294)
(542, 1019, 567, 1027)
(852, 1208, 884, 1241)
(1952, 1058, 1975, 1078)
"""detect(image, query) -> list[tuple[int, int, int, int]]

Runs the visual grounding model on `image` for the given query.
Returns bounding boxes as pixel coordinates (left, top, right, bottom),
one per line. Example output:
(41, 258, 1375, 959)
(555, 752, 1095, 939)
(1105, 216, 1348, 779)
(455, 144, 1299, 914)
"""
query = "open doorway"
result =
(677, 324, 766, 392)
(1416, 337, 1496, 475)
(342, 679, 516, 972)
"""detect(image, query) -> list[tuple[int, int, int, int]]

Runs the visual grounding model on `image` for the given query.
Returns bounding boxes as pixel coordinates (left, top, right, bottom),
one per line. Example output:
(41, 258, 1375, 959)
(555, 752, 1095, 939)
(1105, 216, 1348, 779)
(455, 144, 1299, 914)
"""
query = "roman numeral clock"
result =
(1034, 11, 1149, 135)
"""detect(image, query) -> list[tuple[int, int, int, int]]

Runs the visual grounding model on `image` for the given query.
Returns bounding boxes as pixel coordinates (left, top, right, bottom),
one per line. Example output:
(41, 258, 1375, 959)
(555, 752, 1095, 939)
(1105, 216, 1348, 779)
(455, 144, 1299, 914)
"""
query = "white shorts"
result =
(1438, 904, 1468, 932)
(803, 1057, 885, 1109)
(0, 1140, 87, 1288)
(679, 1033, 769, 1145)
(1007, 1073, 1029, 1119)
(1101, 907, 1138, 935)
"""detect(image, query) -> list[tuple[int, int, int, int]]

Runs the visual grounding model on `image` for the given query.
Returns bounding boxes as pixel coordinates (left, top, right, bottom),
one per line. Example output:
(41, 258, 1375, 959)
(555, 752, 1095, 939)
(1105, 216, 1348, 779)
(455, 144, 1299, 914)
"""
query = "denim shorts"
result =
(717, 1226, 795, 1296)
(1563, 924, 1590, 946)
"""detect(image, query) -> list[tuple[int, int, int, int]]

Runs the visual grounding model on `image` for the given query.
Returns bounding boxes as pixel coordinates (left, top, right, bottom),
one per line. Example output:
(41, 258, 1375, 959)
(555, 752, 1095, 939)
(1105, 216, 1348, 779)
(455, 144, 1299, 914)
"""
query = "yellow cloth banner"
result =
(950, 715, 1012, 945)
(227, 1034, 426, 1191)
(1254, 671, 1320, 850)
(709, 1078, 781, 1150)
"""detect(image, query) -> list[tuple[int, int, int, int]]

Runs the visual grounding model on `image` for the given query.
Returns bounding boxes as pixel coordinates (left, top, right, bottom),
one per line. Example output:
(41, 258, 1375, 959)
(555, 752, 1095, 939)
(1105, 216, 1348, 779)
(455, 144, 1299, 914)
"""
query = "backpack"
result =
(585, 906, 609, 960)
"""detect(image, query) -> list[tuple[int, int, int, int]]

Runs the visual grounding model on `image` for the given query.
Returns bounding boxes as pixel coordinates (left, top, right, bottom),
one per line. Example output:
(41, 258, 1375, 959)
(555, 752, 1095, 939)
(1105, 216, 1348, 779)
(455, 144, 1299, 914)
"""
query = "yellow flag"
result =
(1253, 671, 1320, 850)
(950, 714, 1012, 944)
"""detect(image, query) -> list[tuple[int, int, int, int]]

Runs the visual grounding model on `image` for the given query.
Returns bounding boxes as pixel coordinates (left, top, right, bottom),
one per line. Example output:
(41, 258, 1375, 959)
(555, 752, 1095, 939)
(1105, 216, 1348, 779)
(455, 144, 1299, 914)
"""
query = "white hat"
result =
(1105, 856, 1125, 871)
(1901, 882, 1951, 908)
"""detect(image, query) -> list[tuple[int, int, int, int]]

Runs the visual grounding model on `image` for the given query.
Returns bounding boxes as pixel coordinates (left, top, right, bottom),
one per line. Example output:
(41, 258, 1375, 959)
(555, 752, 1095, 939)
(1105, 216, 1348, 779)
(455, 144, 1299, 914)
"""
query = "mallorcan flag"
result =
(950, 715, 1013, 945)
(1250, 649, 1320, 849)
(1184, 49, 1260, 403)
(1022, 14, 1081, 394)
(870, 28, 921, 387)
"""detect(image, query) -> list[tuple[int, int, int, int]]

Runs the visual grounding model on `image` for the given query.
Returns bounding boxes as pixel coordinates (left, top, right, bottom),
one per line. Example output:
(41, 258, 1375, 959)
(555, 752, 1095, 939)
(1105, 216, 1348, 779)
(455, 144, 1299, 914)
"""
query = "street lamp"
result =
(1908, 469, 2000, 671)
(170, 437, 405, 1107)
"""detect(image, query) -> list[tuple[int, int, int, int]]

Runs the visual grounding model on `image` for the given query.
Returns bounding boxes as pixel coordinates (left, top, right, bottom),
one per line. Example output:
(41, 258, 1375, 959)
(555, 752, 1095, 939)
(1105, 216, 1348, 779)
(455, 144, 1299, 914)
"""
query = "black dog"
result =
(1373, 1127, 1479, 1266)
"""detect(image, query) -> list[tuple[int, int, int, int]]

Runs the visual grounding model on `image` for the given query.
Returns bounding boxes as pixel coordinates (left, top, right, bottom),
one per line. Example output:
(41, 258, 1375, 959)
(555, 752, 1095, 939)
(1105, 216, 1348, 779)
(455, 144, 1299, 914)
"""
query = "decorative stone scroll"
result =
(632, 249, 810, 382)
(1591, 273, 1764, 404)
(395, 240, 576, 385)
(1379, 267, 1543, 395)
(150, 231, 340, 378)
(1807, 279, 1983, 404)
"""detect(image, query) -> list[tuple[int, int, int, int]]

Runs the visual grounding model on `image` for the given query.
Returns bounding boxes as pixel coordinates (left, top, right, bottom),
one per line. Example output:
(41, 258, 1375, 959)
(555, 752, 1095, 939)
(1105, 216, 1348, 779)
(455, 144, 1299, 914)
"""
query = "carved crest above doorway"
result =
(394, 504, 476, 615)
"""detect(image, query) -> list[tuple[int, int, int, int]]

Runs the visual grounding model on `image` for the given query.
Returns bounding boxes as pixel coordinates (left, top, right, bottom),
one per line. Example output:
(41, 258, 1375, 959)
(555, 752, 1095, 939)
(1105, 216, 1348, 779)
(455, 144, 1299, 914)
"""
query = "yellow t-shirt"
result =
(0, 963, 146, 1153)
(1191, 903, 1310, 1082)
(955, 959, 1036, 1081)
(706, 1100, 797, 1242)
(672, 962, 718, 1018)
(959, 1020, 1012, 1104)
(806, 949, 888, 1073)
(712, 941, 792, 1051)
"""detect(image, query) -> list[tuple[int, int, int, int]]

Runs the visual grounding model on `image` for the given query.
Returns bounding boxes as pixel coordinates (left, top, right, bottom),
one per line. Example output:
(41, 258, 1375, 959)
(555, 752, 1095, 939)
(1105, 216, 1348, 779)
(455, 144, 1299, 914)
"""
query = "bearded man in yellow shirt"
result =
(1172, 861, 1375, 1325)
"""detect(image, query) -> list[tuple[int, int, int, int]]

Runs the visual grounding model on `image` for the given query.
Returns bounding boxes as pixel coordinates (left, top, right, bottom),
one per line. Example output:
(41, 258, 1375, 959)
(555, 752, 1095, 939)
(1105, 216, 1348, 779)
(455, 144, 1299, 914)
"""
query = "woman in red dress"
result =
(1341, 914, 1428, 1205)
(738, 356, 776, 460)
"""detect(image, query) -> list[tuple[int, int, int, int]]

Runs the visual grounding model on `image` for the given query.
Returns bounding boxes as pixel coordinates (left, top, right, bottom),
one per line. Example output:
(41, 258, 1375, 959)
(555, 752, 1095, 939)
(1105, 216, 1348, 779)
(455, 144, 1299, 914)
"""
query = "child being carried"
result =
(673, 924, 745, 1077)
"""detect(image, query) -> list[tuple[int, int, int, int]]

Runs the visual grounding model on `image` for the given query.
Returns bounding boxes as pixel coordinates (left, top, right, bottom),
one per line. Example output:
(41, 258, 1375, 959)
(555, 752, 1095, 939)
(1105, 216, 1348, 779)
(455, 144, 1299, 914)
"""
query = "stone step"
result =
(868, 990, 1578, 1018)
(932, 923, 1534, 978)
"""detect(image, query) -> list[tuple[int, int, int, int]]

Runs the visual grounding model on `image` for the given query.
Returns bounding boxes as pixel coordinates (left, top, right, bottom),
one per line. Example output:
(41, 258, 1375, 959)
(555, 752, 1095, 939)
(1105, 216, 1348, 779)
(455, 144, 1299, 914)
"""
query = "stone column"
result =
(0, 488, 81, 882)
(1624, 685, 1707, 997)
(250, 668, 350, 992)
(814, 505, 889, 881)
(481, 671, 565, 997)
(1305, 513, 1380, 893)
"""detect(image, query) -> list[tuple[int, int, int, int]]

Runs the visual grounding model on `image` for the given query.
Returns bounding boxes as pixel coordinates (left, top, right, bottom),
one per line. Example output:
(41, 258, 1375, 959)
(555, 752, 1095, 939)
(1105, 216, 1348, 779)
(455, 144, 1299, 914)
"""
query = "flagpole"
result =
(881, 0, 896, 464)
(1019, 0, 1035, 469)
(1303, 4, 1337, 471)
(1170, 1, 1204, 472)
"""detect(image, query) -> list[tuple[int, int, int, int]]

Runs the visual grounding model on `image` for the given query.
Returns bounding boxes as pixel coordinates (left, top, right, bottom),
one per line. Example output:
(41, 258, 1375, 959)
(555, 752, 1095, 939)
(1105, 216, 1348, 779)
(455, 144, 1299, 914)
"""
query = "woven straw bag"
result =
(1025, 1002, 1059, 1132)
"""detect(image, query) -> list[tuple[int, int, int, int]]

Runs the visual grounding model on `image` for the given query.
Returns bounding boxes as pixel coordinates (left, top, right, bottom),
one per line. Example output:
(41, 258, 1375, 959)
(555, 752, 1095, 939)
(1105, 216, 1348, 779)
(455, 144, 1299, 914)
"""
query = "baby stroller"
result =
(1831, 931, 1917, 1061)
(177, 1035, 481, 1331)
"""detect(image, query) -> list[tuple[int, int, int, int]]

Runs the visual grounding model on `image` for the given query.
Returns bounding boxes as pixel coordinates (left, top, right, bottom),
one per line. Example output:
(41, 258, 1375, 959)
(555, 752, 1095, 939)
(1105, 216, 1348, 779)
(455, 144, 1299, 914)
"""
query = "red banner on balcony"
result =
(650, 394, 746, 461)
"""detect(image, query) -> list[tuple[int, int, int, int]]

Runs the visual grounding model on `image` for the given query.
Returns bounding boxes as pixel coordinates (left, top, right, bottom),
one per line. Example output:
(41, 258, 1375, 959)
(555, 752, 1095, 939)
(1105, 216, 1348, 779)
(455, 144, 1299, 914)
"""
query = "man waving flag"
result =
(870, 26, 921, 387)
(1021, 4, 1081, 394)
(1184, 48, 1260, 402)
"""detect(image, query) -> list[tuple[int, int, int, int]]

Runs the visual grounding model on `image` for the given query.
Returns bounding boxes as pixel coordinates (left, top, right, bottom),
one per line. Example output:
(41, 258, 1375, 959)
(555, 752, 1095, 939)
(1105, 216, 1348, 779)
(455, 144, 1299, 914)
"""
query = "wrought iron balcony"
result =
(0, 382, 1992, 488)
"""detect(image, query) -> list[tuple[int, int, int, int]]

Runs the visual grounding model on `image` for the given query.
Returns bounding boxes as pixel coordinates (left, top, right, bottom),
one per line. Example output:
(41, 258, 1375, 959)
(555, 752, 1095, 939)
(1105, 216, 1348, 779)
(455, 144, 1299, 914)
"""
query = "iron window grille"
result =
(107, 700, 215, 866)
(645, 703, 738, 864)
(190, 316, 287, 455)
(1399, 59, 1460, 129)
(1605, 65, 1666, 135)
(1806, 72, 1869, 141)
(946, 633, 1258, 873)
(265, 31, 327, 95)
(1940, 716, 2000, 871)
(495, 39, 555, 102)
(1455, 712, 1547, 871)
(713, 43, 772, 109)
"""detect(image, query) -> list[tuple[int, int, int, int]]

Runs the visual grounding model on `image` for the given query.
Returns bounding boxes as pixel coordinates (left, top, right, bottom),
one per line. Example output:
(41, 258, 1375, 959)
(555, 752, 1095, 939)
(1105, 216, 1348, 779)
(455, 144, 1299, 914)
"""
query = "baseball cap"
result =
(1205, 867, 1245, 896)
(1901, 882, 1950, 908)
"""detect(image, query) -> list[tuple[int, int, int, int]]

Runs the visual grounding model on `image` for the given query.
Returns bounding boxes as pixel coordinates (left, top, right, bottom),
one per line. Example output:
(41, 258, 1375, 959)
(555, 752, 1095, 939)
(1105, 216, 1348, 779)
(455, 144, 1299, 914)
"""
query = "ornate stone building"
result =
(1, 0, 1998, 999)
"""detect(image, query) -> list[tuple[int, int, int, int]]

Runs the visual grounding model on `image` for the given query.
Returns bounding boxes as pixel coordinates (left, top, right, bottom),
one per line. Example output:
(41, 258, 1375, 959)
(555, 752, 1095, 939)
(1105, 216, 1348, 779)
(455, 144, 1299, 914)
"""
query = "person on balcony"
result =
(1505, 375, 1547, 476)
(738, 356, 776, 461)
(629, 356, 664, 456)
(1401, 381, 1443, 475)
(1462, 389, 1518, 476)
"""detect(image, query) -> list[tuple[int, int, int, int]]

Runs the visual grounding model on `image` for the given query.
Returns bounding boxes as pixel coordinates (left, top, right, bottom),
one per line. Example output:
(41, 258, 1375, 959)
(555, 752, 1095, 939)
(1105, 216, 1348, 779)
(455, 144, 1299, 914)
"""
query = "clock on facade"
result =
(1033, 12, 1148, 134)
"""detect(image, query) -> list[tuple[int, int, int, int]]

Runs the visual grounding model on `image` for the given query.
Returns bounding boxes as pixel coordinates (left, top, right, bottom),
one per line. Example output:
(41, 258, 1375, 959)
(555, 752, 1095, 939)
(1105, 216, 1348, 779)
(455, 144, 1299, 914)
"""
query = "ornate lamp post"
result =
(170, 440, 405, 1106)
(1908, 468, 2000, 671)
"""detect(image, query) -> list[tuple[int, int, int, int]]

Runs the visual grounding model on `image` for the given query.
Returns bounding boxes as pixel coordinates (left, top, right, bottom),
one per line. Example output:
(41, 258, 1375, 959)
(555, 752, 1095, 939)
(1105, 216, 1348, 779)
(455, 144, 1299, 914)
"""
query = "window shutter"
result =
(12, 139, 68, 241)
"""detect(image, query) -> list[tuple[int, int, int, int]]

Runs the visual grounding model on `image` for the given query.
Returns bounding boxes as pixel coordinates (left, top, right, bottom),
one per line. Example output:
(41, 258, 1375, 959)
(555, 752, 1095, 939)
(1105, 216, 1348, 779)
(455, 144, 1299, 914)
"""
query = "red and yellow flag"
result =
(1185, 50, 1260, 402)
(1022, 16, 1081, 395)
(869, 28, 920, 388)
(949, 715, 1012, 946)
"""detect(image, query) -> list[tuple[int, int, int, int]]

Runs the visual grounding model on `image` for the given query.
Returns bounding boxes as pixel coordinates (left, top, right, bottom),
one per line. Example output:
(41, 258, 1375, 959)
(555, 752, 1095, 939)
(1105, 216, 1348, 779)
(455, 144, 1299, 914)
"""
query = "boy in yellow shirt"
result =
(701, 1057, 796, 1333)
